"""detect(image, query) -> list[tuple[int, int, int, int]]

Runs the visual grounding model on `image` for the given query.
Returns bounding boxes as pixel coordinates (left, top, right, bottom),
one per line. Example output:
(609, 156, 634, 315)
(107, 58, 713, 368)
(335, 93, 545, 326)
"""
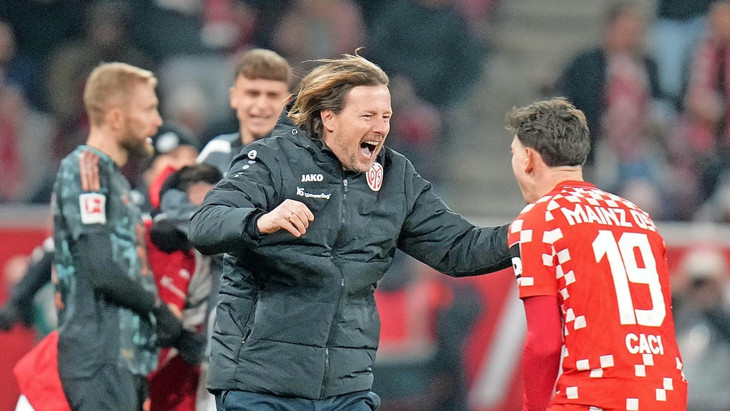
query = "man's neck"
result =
(86, 128, 127, 167)
(240, 130, 256, 146)
(536, 167, 584, 198)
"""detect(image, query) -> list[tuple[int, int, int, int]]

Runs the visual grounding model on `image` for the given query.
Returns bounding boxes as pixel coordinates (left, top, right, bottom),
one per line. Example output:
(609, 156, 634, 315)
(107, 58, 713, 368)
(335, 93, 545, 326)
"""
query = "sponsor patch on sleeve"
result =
(79, 193, 106, 225)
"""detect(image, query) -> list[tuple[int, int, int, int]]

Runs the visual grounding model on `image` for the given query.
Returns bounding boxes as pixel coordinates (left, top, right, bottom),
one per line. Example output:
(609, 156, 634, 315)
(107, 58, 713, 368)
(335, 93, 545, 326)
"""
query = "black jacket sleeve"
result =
(189, 147, 276, 255)
(397, 161, 512, 277)
(76, 232, 156, 315)
(150, 189, 202, 253)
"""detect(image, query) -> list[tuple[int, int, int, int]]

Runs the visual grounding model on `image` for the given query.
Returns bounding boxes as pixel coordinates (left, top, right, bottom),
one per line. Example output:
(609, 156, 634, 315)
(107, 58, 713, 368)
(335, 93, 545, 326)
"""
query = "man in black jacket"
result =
(189, 53, 512, 410)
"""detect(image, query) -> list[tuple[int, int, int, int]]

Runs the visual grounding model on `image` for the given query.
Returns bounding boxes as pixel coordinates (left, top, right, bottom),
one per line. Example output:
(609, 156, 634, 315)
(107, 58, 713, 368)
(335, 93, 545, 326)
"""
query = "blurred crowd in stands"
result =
(671, 245, 730, 410)
(2, 0, 729, 224)
(0, 0, 495, 206)
(552, 0, 730, 222)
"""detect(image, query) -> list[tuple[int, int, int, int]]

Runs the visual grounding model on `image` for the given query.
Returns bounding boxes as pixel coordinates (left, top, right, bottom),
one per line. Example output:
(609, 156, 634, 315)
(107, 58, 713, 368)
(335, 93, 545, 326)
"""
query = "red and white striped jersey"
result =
(508, 181, 687, 410)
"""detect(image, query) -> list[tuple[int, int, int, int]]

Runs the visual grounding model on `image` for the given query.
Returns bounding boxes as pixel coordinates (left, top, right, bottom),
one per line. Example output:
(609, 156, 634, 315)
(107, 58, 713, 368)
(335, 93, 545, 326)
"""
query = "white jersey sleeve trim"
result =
(197, 139, 233, 164)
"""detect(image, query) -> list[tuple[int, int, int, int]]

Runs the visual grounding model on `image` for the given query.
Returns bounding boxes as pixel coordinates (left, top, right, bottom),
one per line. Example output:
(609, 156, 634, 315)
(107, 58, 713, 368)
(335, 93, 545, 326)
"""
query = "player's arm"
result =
(77, 232, 206, 363)
(397, 160, 511, 276)
(76, 232, 183, 346)
(0, 239, 54, 330)
(76, 232, 155, 313)
(522, 294, 562, 411)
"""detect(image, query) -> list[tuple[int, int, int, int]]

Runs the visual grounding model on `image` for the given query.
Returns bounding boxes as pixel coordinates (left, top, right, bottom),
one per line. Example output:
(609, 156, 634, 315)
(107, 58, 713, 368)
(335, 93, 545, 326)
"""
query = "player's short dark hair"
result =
(604, 1, 641, 26)
(505, 97, 591, 167)
(160, 164, 222, 197)
(234, 48, 291, 85)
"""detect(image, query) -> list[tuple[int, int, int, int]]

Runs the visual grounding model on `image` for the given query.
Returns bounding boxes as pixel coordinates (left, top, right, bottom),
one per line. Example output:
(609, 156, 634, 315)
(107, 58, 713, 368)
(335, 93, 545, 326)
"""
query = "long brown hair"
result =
(288, 52, 389, 139)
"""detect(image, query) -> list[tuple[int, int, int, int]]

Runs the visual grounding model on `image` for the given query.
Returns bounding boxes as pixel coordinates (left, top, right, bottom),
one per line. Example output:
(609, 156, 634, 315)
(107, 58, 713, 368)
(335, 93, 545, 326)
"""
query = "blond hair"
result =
(83, 62, 157, 126)
(288, 52, 388, 139)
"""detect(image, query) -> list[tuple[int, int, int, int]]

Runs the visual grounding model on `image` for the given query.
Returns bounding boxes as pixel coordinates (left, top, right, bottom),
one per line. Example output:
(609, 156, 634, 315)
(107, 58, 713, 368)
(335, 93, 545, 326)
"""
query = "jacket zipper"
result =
(320, 178, 348, 398)
(232, 290, 258, 384)
(241, 290, 260, 344)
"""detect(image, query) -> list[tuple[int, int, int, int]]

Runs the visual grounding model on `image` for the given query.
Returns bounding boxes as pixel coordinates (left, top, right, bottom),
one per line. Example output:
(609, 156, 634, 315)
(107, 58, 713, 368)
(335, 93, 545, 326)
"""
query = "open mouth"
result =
(360, 141, 378, 157)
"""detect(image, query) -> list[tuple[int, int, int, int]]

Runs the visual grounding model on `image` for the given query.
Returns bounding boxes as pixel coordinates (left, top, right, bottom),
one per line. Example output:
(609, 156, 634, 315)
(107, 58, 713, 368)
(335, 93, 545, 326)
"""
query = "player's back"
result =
(512, 181, 687, 410)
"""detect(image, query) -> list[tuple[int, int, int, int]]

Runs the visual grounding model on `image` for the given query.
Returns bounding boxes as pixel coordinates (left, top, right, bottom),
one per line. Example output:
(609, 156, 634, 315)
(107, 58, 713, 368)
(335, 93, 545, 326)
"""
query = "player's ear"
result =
(321, 110, 335, 133)
(524, 147, 536, 174)
(106, 108, 123, 130)
(229, 86, 237, 109)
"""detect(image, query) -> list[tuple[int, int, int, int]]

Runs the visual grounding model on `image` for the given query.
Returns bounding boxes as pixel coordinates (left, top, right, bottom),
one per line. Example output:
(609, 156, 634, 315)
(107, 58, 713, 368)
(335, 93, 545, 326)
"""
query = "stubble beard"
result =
(351, 146, 382, 173)
(347, 157, 371, 174)
(121, 133, 154, 159)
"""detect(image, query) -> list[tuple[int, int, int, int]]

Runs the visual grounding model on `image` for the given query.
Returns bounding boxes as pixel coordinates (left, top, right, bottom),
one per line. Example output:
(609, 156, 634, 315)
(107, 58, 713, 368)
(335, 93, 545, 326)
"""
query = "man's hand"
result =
(153, 300, 206, 364)
(149, 219, 191, 253)
(152, 300, 183, 347)
(176, 330, 207, 366)
(0, 301, 33, 331)
(256, 199, 314, 237)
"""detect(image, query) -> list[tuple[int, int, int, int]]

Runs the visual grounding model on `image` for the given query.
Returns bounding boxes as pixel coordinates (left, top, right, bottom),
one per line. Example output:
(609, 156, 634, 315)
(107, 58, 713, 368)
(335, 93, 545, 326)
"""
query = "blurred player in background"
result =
(505, 98, 687, 410)
(51, 62, 193, 410)
(197, 48, 291, 176)
(1, 122, 205, 411)
(146, 163, 222, 411)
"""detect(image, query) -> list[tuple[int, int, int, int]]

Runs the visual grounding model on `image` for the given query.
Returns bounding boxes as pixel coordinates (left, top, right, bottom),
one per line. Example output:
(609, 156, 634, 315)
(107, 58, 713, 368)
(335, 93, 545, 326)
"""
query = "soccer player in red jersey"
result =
(506, 98, 687, 411)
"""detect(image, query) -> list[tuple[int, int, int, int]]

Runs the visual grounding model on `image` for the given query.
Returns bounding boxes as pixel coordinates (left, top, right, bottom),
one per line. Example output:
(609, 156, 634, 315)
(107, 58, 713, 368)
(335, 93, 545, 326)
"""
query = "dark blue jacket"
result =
(189, 114, 510, 399)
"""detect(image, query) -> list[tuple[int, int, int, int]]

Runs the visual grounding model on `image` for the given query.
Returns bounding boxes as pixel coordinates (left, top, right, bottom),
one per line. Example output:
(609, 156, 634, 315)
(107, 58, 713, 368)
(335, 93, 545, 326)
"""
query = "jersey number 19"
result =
(593, 231, 666, 327)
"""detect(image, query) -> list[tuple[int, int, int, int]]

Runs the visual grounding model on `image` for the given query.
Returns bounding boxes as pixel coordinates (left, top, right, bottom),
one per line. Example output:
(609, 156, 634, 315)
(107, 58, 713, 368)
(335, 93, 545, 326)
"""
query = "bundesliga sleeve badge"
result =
(79, 193, 107, 224)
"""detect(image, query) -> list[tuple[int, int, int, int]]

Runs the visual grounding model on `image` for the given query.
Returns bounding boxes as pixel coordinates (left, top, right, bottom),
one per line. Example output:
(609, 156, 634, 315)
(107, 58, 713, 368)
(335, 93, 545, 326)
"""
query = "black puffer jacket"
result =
(189, 114, 511, 399)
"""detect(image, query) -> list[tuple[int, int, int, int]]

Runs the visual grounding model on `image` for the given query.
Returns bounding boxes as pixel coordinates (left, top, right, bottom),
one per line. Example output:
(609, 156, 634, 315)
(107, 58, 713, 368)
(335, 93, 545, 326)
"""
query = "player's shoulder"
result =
(60, 145, 109, 166)
(509, 185, 598, 235)
(532, 183, 631, 216)
(197, 133, 239, 160)
(509, 195, 555, 243)
(514, 192, 558, 222)
(58, 146, 110, 191)
(208, 132, 240, 146)
(554, 184, 653, 220)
